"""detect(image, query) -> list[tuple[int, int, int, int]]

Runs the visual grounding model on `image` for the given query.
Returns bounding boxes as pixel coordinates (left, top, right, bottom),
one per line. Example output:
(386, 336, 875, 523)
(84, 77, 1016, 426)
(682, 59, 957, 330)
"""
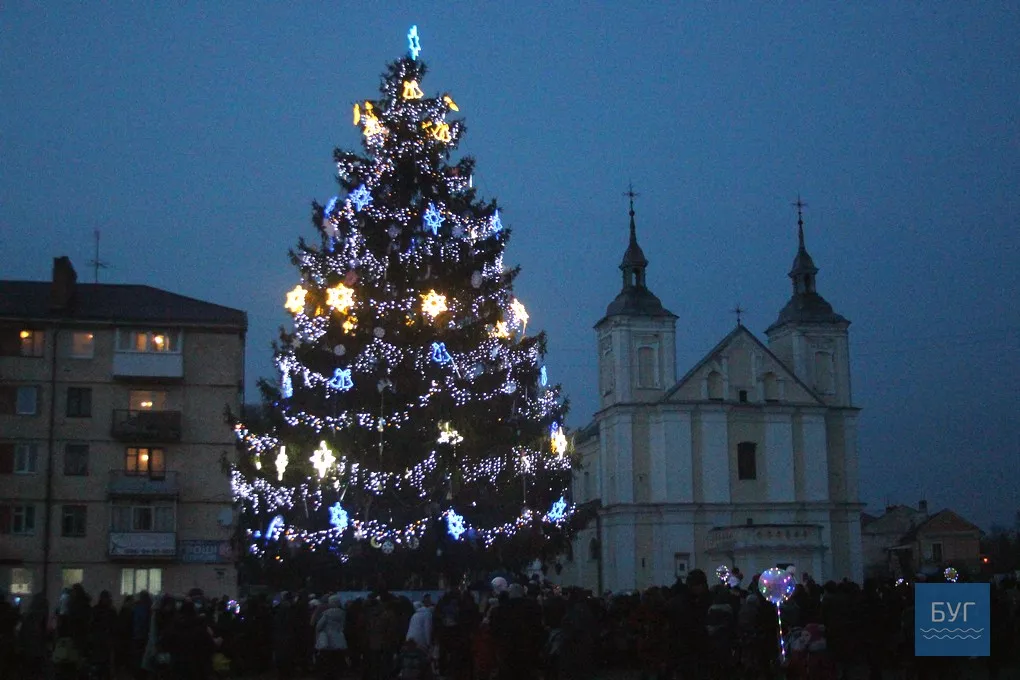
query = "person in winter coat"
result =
(89, 590, 119, 679)
(17, 593, 49, 680)
(405, 601, 432, 652)
(315, 594, 349, 680)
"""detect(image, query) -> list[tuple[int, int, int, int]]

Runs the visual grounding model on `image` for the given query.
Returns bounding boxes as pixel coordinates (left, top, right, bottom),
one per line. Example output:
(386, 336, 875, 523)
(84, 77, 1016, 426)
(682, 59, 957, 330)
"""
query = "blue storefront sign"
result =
(915, 583, 990, 657)
(179, 540, 232, 564)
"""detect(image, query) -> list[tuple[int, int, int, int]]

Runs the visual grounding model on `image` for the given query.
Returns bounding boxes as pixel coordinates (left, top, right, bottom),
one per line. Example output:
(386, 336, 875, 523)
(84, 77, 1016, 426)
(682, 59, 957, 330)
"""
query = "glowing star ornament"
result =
(328, 503, 349, 532)
(420, 290, 448, 319)
(423, 203, 445, 235)
(402, 80, 424, 100)
(430, 342, 452, 364)
(446, 510, 466, 540)
(349, 184, 372, 211)
(550, 423, 568, 457)
(275, 447, 288, 481)
(438, 422, 463, 446)
(285, 286, 308, 314)
(548, 496, 568, 522)
(326, 283, 355, 313)
(491, 210, 503, 232)
(310, 441, 336, 479)
(407, 25, 421, 60)
(510, 298, 529, 333)
(327, 368, 354, 392)
(443, 95, 459, 111)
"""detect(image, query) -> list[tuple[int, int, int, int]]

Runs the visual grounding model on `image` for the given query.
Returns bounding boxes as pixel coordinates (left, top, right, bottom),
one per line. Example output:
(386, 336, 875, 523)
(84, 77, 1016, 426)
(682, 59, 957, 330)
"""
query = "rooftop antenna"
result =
(87, 229, 110, 283)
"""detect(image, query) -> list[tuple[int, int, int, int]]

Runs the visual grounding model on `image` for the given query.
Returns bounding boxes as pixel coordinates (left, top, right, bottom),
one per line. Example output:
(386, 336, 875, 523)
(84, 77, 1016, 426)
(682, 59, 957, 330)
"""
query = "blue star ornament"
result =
(349, 184, 372, 212)
(430, 342, 452, 364)
(548, 496, 568, 522)
(407, 25, 421, 60)
(329, 503, 349, 532)
(328, 368, 354, 392)
(423, 203, 445, 235)
(446, 509, 466, 540)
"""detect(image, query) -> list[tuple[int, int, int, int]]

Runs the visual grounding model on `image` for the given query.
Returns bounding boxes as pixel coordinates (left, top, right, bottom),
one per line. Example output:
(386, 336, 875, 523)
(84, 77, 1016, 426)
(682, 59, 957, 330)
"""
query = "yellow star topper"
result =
(275, 446, 288, 481)
(326, 283, 355, 313)
(443, 95, 459, 111)
(402, 80, 424, 100)
(437, 422, 464, 446)
(420, 290, 448, 319)
(510, 298, 529, 333)
(310, 440, 336, 479)
(285, 286, 307, 315)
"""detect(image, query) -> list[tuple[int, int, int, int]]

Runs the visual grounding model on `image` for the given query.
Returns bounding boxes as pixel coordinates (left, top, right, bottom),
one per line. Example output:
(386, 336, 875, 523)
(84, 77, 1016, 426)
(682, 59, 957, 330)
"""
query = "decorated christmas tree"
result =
(232, 27, 573, 586)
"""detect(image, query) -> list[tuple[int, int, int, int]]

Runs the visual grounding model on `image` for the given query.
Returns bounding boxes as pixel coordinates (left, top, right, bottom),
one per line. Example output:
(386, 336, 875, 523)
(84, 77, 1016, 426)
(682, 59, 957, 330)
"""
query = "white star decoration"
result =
(437, 422, 463, 446)
(550, 424, 568, 457)
(328, 503, 349, 532)
(548, 496, 568, 522)
(309, 440, 336, 479)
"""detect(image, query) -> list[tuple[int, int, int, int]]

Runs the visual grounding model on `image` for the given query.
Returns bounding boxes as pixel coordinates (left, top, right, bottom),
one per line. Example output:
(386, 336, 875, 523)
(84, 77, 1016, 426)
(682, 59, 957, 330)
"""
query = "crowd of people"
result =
(2, 570, 1019, 680)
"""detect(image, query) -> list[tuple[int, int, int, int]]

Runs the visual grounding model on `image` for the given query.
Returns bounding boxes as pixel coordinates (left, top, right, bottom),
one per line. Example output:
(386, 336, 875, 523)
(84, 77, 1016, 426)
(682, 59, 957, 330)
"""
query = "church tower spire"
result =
(766, 198, 852, 406)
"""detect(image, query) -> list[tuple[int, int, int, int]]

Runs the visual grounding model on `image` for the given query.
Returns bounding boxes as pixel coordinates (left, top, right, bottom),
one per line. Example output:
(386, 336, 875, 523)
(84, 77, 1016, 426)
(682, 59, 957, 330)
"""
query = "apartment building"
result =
(1, 257, 246, 604)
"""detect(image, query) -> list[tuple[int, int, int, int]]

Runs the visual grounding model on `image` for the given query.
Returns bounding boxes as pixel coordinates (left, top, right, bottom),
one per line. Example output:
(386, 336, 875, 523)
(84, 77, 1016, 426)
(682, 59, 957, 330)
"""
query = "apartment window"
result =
(14, 443, 38, 474)
(20, 330, 45, 357)
(129, 390, 167, 411)
(71, 332, 95, 358)
(120, 567, 162, 596)
(66, 387, 92, 418)
(738, 390, 748, 403)
(61, 505, 87, 537)
(0, 386, 41, 415)
(117, 330, 180, 354)
(10, 567, 33, 595)
(125, 447, 166, 478)
(931, 542, 944, 563)
(112, 504, 175, 532)
(62, 568, 84, 588)
(738, 442, 757, 480)
(0, 504, 36, 535)
(64, 444, 90, 476)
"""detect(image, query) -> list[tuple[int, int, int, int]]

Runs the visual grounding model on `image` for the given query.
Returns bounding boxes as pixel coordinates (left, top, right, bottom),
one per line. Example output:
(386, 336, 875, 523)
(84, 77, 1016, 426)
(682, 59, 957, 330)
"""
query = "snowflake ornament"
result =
(446, 510, 466, 540)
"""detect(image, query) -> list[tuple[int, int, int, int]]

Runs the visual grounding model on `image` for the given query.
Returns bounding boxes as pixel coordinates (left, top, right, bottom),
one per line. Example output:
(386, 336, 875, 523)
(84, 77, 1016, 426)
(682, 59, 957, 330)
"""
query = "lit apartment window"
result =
(71, 332, 95, 358)
(62, 568, 84, 588)
(120, 567, 162, 596)
(0, 386, 40, 416)
(0, 504, 36, 535)
(117, 330, 181, 354)
(125, 447, 166, 478)
(20, 330, 45, 357)
(10, 567, 33, 595)
(64, 443, 90, 476)
(112, 504, 175, 532)
(61, 505, 88, 537)
(14, 443, 38, 474)
(66, 387, 92, 418)
(129, 390, 167, 411)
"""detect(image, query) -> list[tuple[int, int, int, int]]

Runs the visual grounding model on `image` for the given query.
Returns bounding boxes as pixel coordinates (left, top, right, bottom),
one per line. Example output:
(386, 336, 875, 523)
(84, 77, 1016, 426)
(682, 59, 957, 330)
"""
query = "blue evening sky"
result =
(2, 3, 1018, 530)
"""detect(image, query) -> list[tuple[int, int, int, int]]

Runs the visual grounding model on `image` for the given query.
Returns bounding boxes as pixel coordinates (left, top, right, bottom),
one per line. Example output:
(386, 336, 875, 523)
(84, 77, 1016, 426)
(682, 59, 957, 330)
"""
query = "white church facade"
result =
(563, 203, 864, 593)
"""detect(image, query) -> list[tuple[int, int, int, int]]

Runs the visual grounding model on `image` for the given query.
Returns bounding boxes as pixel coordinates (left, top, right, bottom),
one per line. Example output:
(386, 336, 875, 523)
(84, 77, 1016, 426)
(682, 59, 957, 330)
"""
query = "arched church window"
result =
(813, 351, 834, 394)
(707, 371, 724, 400)
(763, 372, 779, 402)
(637, 345, 658, 388)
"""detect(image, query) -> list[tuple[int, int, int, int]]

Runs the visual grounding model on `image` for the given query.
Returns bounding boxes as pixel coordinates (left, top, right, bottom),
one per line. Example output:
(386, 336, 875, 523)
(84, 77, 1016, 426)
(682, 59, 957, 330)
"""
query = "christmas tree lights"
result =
(232, 26, 574, 569)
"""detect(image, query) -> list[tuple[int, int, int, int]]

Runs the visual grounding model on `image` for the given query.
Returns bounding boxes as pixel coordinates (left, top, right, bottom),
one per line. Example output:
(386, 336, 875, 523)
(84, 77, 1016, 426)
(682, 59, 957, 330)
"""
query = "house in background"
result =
(861, 501, 983, 578)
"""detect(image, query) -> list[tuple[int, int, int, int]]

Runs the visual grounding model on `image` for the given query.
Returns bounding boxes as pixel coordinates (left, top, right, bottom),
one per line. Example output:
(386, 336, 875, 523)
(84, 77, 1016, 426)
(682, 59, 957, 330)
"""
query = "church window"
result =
(707, 371, 723, 400)
(738, 390, 748, 403)
(763, 373, 779, 402)
(813, 351, 834, 394)
(674, 553, 688, 579)
(600, 336, 614, 396)
(637, 345, 658, 388)
(588, 538, 600, 561)
(737, 442, 757, 480)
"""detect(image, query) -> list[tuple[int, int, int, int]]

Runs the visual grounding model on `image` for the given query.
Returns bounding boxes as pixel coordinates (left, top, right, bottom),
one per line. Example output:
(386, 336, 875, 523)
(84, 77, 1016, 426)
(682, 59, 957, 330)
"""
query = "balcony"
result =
(707, 524, 824, 553)
(109, 531, 177, 558)
(112, 352, 183, 381)
(111, 409, 182, 442)
(108, 470, 179, 497)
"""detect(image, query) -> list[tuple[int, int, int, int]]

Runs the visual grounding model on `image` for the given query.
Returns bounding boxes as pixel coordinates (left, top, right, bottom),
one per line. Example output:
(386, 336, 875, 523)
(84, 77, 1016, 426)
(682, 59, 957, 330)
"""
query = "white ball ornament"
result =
(374, 327, 385, 338)
(334, 345, 346, 356)
(387, 226, 400, 238)
(470, 271, 483, 288)
(382, 540, 395, 555)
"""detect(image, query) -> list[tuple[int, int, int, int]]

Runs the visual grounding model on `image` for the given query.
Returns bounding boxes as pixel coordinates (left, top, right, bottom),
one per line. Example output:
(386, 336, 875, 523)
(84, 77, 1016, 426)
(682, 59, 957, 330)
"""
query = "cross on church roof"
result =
(792, 195, 808, 249)
(732, 304, 745, 326)
(624, 182, 639, 218)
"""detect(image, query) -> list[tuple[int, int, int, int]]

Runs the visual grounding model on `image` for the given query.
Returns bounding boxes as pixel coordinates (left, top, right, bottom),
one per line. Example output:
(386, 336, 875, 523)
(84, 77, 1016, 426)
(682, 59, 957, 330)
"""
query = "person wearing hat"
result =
(314, 594, 348, 680)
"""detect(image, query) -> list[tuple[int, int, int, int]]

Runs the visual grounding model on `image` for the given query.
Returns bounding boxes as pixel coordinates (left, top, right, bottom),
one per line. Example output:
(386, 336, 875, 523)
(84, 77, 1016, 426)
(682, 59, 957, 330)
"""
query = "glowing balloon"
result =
(715, 565, 731, 585)
(758, 567, 797, 606)
(944, 567, 959, 583)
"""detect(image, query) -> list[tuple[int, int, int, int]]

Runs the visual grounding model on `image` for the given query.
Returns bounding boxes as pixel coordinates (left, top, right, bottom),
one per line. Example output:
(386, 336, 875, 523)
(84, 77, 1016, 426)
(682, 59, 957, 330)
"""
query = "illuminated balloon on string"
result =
(758, 567, 797, 606)
(715, 565, 731, 585)
(944, 567, 959, 583)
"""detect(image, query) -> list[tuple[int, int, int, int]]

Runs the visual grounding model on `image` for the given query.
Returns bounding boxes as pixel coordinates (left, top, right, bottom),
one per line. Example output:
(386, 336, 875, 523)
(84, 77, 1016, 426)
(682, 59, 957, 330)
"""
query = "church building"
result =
(564, 201, 863, 593)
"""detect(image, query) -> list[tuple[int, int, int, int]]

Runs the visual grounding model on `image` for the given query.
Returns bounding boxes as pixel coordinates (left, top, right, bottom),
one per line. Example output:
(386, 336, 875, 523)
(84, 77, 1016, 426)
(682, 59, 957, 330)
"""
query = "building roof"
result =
(900, 509, 983, 544)
(0, 280, 247, 329)
(599, 204, 675, 322)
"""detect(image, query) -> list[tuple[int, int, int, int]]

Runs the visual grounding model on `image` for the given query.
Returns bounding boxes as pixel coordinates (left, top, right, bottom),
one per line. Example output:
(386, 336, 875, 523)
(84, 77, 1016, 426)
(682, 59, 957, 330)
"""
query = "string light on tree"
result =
(310, 441, 337, 479)
(437, 422, 463, 445)
(285, 286, 308, 314)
